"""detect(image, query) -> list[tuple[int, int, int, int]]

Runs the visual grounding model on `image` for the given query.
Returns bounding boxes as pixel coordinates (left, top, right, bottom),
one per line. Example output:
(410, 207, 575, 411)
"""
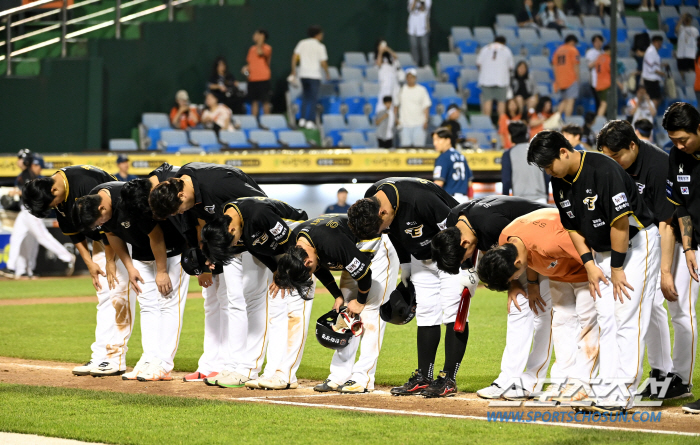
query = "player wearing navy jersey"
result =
(432, 127, 472, 203)
(598, 120, 693, 400)
(528, 130, 660, 413)
(662, 102, 700, 414)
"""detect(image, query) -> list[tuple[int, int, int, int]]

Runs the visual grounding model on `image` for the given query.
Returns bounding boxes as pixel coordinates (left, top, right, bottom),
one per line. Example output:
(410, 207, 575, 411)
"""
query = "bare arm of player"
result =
(148, 224, 173, 296)
(346, 290, 368, 317)
(610, 216, 633, 303)
(526, 268, 546, 315)
(195, 218, 213, 288)
(568, 230, 609, 299)
(75, 239, 106, 291)
(659, 219, 679, 301)
(104, 243, 118, 290)
(507, 280, 523, 313)
(679, 215, 699, 282)
(433, 179, 445, 187)
(105, 233, 144, 294)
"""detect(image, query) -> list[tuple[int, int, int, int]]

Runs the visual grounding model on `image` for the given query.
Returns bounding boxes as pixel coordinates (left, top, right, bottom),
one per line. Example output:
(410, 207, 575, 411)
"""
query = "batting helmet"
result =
(181, 247, 222, 275)
(315, 309, 353, 350)
(380, 280, 416, 325)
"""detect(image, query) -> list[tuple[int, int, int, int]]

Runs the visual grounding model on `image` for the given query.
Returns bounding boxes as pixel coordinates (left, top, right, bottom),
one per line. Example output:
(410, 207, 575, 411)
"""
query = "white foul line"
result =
(233, 397, 700, 437)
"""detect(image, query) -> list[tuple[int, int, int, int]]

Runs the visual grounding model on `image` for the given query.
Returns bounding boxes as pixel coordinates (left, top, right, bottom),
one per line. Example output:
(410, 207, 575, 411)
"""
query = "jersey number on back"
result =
(452, 162, 467, 181)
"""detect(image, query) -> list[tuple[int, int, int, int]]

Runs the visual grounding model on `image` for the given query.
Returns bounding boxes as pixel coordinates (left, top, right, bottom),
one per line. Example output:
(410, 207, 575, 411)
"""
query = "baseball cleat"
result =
(314, 379, 340, 392)
(89, 362, 125, 377)
(72, 360, 98, 376)
(638, 369, 663, 398)
(552, 384, 589, 403)
(656, 373, 693, 400)
(502, 386, 531, 401)
(137, 363, 172, 382)
(216, 370, 249, 388)
(245, 379, 262, 389)
(258, 375, 299, 390)
(183, 371, 208, 382)
(65, 253, 76, 277)
(390, 369, 431, 396)
(122, 359, 150, 381)
(476, 383, 504, 399)
(204, 371, 223, 386)
(682, 399, 700, 414)
(421, 371, 457, 398)
(338, 380, 369, 394)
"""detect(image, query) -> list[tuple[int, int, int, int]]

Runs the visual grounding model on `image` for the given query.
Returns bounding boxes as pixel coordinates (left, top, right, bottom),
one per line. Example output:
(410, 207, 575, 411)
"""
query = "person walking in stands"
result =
(242, 29, 272, 117)
(115, 155, 137, 182)
(642, 35, 666, 109)
(552, 35, 580, 118)
(477, 36, 514, 120)
(407, 0, 431, 67)
(291, 25, 330, 130)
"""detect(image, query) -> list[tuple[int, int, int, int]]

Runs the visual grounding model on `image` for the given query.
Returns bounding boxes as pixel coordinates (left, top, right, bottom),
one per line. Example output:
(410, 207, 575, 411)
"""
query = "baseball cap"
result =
(176, 90, 190, 102)
(405, 68, 417, 77)
(446, 104, 460, 115)
(338, 187, 348, 193)
(116, 154, 129, 164)
(32, 154, 45, 169)
(17, 148, 31, 159)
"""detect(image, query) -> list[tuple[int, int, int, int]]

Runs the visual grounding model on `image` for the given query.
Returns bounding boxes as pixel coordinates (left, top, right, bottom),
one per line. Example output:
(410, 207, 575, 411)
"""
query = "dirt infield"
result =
(1, 357, 698, 436)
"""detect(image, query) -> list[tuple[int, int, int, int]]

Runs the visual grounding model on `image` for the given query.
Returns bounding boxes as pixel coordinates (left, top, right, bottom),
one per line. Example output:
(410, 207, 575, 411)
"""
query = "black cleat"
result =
(390, 369, 432, 396)
(313, 379, 339, 392)
(638, 368, 663, 398)
(420, 371, 457, 398)
(683, 399, 700, 414)
(657, 373, 693, 400)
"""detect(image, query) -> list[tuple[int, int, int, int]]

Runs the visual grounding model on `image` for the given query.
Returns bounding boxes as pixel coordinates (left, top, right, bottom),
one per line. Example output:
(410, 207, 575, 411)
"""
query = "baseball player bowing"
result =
(199, 197, 309, 390)
(149, 162, 271, 389)
(597, 120, 692, 400)
(23, 166, 126, 377)
(528, 131, 659, 413)
(273, 214, 399, 394)
(73, 181, 190, 381)
(348, 178, 476, 398)
(430, 196, 562, 400)
(662, 102, 700, 414)
(477, 208, 600, 401)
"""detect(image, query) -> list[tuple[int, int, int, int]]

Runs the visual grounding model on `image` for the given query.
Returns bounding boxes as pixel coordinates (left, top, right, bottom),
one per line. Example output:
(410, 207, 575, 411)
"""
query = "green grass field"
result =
(0, 276, 698, 443)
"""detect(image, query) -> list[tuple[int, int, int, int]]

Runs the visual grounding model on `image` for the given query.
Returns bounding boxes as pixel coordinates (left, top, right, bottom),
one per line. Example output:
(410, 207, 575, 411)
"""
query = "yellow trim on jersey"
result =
(57, 170, 69, 202)
(630, 213, 645, 229)
(299, 232, 315, 248)
(356, 262, 372, 281)
(62, 231, 80, 236)
(572, 151, 586, 183)
(224, 203, 244, 228)
(278, 227, 293, 245)
(610, 210, 632, 226)
(667, 197, 681, 206)
(380, 182, 400, 214)
(282, 218, 305, 223)
(360, 249, 378, 253)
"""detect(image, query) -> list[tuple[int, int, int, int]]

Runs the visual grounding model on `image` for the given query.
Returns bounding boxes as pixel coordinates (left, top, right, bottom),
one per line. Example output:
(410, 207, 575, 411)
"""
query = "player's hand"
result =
(156, 271, 173, 297)
(685, 249, 699, 282)
(346, 299, 365, 317)
(332, 296, 345, 312)
(268, 282, 288, 299)
(507, 281, 523, 313)
(660, 270, 678, 302)
(105, 260, 118, 290)
(198, 272, 213, 288)
(87, 260, 106, 291)
(400, 263, 412, 286)
(127, 266, 144, 295)
(610, 267, 634, 303)
(527, 283, 546, 315)
(584, 262, 609, 300)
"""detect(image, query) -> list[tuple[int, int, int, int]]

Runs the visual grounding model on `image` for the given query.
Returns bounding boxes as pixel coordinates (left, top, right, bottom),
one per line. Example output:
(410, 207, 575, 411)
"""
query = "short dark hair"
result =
(72, 194, 103, 233)
(382, 95, 393, 103)
(201, 216, 238, 266)
(22, 177, 54, 218)
(565, 34, 578, 44)
(495, 36, 506, 44)
(597, 120, 639, 153)
(120, 179, 152, 220)
(307, 25, 323, 38)
(430, 227, 465, 274)
(634, 118, 654, 137)
(651, 35, 664, 43)
(477, 244, 518, 292)
(603, 44, 610, 51)
(561, 123, 582, 137)
(347, 196, 382, 240)
(432, 126, 453, 140)
(257, 28, 269, 40)
(662, 102, 700, 134)
(591, 34, 604, 44)
(274, 246, 314, 300)
(508, 121, 529, 144)
(149, 178, 184, 220)
(527, 130, 574, 168)
(535, 96, 552, 114)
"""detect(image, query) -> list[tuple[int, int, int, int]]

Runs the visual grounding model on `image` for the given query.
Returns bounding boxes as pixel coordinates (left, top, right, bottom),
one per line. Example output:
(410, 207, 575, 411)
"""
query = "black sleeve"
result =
(390, 233, 412, 263)
(314, 268, 342, 298)
(598, 166, 634, 226)
(553, 183, 576, 231)
(651, 165, 676, 222)
(69, 233, 87, 244)
(355, 270, 373, 304)
(666, 149, 689, 217)
(364, 183, 379, 199)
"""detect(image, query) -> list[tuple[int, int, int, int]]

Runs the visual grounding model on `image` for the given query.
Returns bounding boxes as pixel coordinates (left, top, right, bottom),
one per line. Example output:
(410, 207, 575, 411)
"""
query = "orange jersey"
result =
(246, 44, 272, 82)
(595, 53, 611, 91)
(498, 112, 521, 149)
(552, 44, 580, 90)
(498, 208, 588, 283)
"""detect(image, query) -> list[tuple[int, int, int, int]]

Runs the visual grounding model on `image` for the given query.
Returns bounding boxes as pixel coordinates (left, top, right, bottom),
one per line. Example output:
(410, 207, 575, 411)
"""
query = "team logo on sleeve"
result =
(346, 257, 363, 274)
(678, 175, 691, 182)
(637, 183, 645, 194)
(121, 221, 131, 228)
(566, 211, 575, 219)
(437, 218, 448, 231)
(204, 205, 215, 214)
(405, 225, 424, 238)
(270, 222, 285, 236)
(681, 187, 690, 195)
(252, 233, 269, 246)
(679, 164, 684, 173)
(433, 166, 442, 178)
(612, 193, 627, 206)
(583, 195, 598, 210)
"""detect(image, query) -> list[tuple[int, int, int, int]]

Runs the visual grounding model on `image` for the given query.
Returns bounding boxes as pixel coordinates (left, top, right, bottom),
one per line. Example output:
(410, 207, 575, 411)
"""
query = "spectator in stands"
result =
(552, 35, 580, 118)
(676, 14, 699, 82)
(407, 0, 431, 67)
(397, 68, 432, 147)
(594, 44, 612, 117)
(538, 0, 566, 31)
(637, 0, 652, 12)
(324, 188, 350, 214)
(477, 36, 514, 120)
(169, 90, 200, 130)
(208, 56, 244, 115)
(633, 118, 654, 142)
(375, 96, 396, 148)
(291, 25, 329, 130)
(115, 155, 137, 182)
(626, 84, 656, 125)
(527, 96, 553, 136)
(511, 61, 538, 114)
(440, 104, 468, 147)
(432, 127, 472, 202)
(498, 98, 522, 149)
(375, 39, 401, 110)
(585, 34, 604, 109)
(632, 31, 650, 88)
(696, 38, 700, 109)
(500, 121, 548, 203)
(642, 35, 666, 109)
(201, 92, 235, 134)
(561, 123, 587, 151)
(242, 29, 272, 117)
(581, 111, 597, 148)
(516, 0, 538, 28)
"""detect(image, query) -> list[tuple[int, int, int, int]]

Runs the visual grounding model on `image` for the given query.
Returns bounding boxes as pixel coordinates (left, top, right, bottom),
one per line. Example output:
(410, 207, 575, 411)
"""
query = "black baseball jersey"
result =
(666, 147, 700, 246)
(148, 162, 197, 247)
(295, 214, 376, 303)
(93, 182, 185, 262)
(54, 165, 117, 244)
(447, 196, 551, 251)
(364, 177, 459, 263)
(553, 151, 655, 252)
(624, 140, 675, 225)
(148, 162, 180, 182)
(224, 197, 308, 261)
(175, 162, 266, 222)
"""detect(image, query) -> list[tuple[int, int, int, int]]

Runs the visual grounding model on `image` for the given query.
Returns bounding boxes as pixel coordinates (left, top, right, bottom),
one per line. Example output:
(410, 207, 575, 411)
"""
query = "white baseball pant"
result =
(197, 274, 230, 375)
(7, 208, 72, 275)
(103, 246, 135, 371)
(411, 256, 463, 326)
(89, 241, 118, 365)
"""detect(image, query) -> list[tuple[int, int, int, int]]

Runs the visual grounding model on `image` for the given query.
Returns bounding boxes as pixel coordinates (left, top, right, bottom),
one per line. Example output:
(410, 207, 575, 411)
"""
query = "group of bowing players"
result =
(19, 102, 700, 413)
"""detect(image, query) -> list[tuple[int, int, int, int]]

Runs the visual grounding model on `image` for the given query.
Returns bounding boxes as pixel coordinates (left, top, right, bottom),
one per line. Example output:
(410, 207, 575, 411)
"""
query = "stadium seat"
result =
(461, 54, 478, 68)
(459, 68, 479, 91)
(365, 130, 378, 148)
(365, 65, 379, 82)
(141, 112, 171, 150)
(189, 129, 222, 152)
(451, 26, 474, 42)
(537, 84, 552, 96)
(582, 15, 604, 30)
(466, 131, 491, 148)
(602, 28, 627, 42)
(362, 82, 380, 98)
(234, 114, 260, 137)
(433, 82, 463, 114)
(456, 39, 479, 55)
(341, 66, 365, 83)
(464, 82, 482, 106)
(178, 146, 205, 154)
(347, 114, 373, 132)
(326, 66, 341, 83)
(469, 114, 496, 132)
(396, 52, 417, 69)
(529, 55, 552, 77)
(617, 41, 631, 58)
(249, 130, 280, 148)
(685, 72, 696, 88)
(532, 69, 551, 84)
(438, 52, 463, 86)
(592, 116, 607, 134)
(259, 114, 290, 137)
(277, 130, 310, 148)
(625, 16, 647, 34)
(474, 27, 495, 46)
(322, 114, 348, 146)
(680, 5, 699, 15)
(496, 14, 518, 30)
(658, 5, 680, 20)
(339, 82, 365, 115)
(109, 139, 138, 151)
(494, 27, 518, 44)
(539, 28, 562, 44)
(620, 57, 638, 75)
(545, 41, 563, 60)
(603, 15, 626, 29)
(416, 67, 437, 91)
(159, 130, 190, 153)
(344, 52, 369, 70)
(219, 131, 252, 149)
(518, 28, 543, 56)
(340, 131, 368, 149)
(567, 115, 585, 127)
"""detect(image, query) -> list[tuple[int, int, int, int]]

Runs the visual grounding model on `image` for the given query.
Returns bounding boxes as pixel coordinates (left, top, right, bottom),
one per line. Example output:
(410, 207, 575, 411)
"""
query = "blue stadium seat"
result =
(249, 130, 280, 148)
(658, 42, 674, 58)
(341, 66, 365, 83)
(347, 114, 373, 132)
(461, 54, 478, 68)
(438, 52, 463, 87)
(141, 112, 171, 150)
(219, 131, 252, 149)
(496, 14, 518, 31)
(545, 41, 563, 60)
(474, 27, 495, 46)
(344, 52, 369, 70)
(456, 39, 479, 55)
(160, 130, 189, 153)
(464, 81, 481, 106)
(277, 130, 310, 148)
(339, 82, 365, 115)
(189, 129, 222, 152)
(396, 52, 417, 69)
(416, 67, 437, 92)
(109, 139, 138, 151)
(259, 114, 290, 137)
(433, 82, 463, 114)
(233, 114, 260, 138)
(539, 28, 562, 43)
(178, 146, 205, 154)
(322, 114, 348, 146)
(602, 28, 628, 42)
(340, 131, 368, 149)
(469, 114, 496, 132)
(365, 65, 379, 82)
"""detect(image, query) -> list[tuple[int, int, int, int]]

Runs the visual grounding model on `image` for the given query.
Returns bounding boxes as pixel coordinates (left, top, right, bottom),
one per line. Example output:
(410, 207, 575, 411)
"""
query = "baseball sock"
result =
(417, 325, 441, 379)
(443, 322, 469, 381)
